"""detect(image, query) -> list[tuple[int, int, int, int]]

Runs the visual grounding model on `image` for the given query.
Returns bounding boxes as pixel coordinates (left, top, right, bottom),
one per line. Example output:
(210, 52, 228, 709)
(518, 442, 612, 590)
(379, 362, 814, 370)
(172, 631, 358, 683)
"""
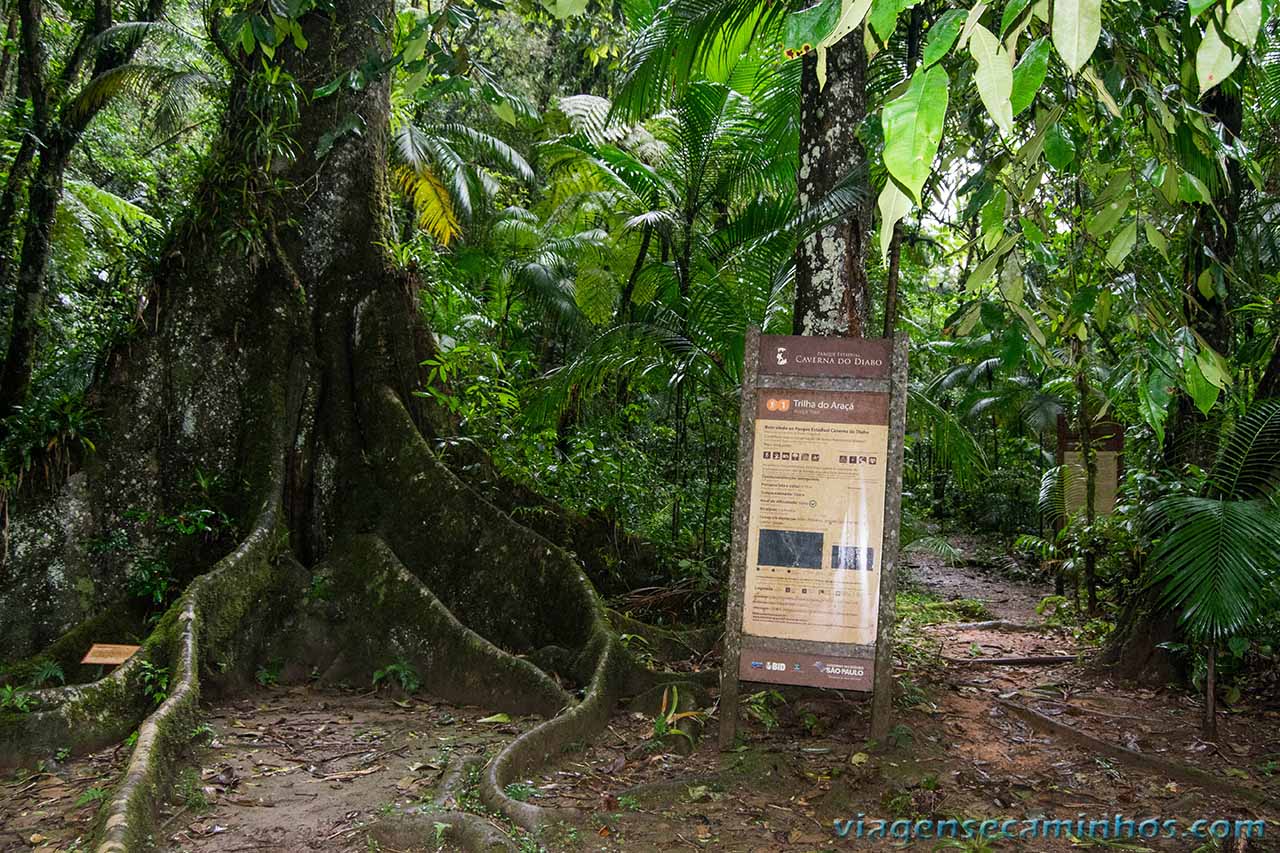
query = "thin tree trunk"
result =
(792, 35, 871, 338)
(0, 7, 18, 99)
(0, 141, 66, 414)
(0, 132, 36, 288)
(0, 0, 164, 418)
(1073, 341, 1098, 615)
(616, 222, 652, 322)
(1203, 643, 1217, 739)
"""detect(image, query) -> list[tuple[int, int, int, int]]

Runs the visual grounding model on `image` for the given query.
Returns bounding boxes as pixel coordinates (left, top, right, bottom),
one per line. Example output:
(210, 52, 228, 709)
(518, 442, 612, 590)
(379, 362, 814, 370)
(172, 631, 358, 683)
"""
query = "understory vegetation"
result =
(2, 0, 1280, 847)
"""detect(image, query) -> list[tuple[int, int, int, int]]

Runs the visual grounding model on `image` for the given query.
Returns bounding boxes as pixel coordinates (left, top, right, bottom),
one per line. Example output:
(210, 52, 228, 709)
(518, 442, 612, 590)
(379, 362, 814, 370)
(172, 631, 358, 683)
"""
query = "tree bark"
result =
(0, 7, 18, 99)
(0, 139, 66, 412)
(1203, 642, 1217, 740)
(0, 0, 164, 418)
(792, 34, 872, 338)
(0, 0, 653, 844)
(1073, 341, 1098, 615)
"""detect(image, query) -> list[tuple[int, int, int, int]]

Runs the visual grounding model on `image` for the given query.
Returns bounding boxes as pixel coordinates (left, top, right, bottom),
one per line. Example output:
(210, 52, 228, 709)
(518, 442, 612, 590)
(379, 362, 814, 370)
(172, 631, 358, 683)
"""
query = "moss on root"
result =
(9, 383, 694, 851)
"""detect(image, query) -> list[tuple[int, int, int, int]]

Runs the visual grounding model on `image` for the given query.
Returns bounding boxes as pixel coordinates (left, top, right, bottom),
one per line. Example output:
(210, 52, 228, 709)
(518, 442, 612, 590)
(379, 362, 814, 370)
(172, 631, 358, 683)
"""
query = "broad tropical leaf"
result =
(1051, 0, 1101, 75)
(881, 64, 949, 203)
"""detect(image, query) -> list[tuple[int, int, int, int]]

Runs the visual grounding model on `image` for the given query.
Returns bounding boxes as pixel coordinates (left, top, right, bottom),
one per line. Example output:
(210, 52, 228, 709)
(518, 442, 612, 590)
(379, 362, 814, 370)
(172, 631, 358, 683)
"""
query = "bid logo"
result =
(766, 398, 791, 412)
(775, 347, 788, 366)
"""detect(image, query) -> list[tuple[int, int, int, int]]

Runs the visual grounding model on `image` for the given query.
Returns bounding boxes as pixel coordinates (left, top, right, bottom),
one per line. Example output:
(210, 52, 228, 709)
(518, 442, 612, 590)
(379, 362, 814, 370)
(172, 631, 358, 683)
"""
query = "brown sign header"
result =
(1058, 416, 1125, 452)
(760, 335, 892, 379)
(756, 389, 889, 426)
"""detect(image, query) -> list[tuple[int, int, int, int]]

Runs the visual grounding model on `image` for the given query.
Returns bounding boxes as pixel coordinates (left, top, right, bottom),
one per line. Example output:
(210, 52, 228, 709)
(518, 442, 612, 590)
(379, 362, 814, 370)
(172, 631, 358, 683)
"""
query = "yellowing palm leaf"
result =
(395, 166, 462, 246)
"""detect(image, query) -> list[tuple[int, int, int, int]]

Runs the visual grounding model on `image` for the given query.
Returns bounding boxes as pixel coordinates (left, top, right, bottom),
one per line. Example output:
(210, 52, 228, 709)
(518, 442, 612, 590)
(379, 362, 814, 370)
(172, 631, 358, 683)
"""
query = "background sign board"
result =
(721, 330, 908, 744)
(1056, 417, 1124, 517)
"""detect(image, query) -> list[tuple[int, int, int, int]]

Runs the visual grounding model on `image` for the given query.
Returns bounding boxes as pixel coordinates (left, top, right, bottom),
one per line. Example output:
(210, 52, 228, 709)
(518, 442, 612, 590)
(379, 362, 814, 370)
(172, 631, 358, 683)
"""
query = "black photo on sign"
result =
(757, 529, 823, 569)
(831, 545, 875, 571)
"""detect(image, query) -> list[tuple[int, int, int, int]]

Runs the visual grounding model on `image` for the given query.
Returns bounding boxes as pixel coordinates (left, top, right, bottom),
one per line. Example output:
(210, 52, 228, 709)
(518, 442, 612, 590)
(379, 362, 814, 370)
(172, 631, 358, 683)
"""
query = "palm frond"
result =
(438, 123, 534, 183)
(395, 166, 462, 245)
(1146, 496, 1280, 640)
(908, 387, 990, 488)
(1210, 399, 1280, 499)
(68, 63, 218, 126)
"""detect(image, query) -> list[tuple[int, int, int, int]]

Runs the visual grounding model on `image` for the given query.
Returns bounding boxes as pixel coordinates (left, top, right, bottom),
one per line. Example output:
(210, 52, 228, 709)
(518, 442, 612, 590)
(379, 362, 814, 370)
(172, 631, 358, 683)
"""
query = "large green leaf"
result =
(1105, 220, 1137, 267)
(881, 64, 950, 203)
(1051, 0, 1101, 75)
(1086, 190, 1131, 237)
(1010, 37, 1050, 115)
(1000, 0, 1034, 36)
(922, 9, 966, 67)
(541, 0, 589, 19)
(877, 179, 912, 264)
(782, 0, 840, 56)
(869, 0, 910, 41)
(969, 25, 1014, 137)
(1185, 355, 1221, 415)
(1044, 122, 1075, 169)
(1225, 0, 1262, 47)
(1138, 368, 1172, 446)
(1197, 23, 1241, 94)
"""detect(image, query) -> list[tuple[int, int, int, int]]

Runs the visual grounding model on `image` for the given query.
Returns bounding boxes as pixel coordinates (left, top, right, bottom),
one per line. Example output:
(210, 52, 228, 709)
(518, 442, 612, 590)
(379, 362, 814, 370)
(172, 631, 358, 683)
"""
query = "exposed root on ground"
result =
(4, 380, 703, 851)
(995, 699, 1278, 809)
(368, 755, 517, 853)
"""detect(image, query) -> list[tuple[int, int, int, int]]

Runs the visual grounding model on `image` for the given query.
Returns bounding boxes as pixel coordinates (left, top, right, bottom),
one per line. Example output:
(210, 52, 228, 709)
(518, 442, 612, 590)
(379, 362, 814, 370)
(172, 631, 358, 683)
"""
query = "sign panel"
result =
(1057, 418, 1124, 517)
(81, 643, 141, 666)
(737, 649, 873, 691)
(760, 335, 893, 379)
(721, 329, 906, 743)
(742, 389, 889, 645)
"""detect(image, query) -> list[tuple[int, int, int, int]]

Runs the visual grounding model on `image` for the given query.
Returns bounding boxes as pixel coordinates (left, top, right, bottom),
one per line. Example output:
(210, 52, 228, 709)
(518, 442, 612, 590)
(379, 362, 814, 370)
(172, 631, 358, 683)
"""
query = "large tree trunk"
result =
(791, 34, 872, 337)
(0, 0, 662, 846)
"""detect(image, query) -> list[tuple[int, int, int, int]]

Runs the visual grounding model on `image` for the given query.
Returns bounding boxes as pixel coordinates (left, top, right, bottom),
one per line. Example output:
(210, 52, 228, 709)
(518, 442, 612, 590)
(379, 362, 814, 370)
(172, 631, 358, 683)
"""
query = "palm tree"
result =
(1145, 400, 1280, 737)
(392, 120, 534, 246)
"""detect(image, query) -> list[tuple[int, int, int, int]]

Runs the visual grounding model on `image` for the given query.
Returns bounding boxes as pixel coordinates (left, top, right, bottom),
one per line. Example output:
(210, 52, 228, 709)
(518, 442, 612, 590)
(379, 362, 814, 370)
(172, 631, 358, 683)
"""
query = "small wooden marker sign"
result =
(720, 329, 909, 746)
(1056, 416, 1125, 518)
(81, 644, 141, 666)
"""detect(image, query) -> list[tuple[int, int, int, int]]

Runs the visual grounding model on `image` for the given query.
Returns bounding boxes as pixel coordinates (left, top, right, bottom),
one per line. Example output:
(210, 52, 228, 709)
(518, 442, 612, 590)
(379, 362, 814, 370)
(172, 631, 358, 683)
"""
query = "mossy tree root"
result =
(361, 386, 651, 832)
(93, 493, 291, 853)
(392, 754, 517, 853)
(313, 533, 572, 715)
(0, 487, 292, 772)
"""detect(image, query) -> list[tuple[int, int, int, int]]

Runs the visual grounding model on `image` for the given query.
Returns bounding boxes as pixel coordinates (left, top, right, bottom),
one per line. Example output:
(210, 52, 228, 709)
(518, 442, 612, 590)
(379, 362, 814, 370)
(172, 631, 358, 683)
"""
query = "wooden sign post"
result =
(720, 329, 909, 745)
